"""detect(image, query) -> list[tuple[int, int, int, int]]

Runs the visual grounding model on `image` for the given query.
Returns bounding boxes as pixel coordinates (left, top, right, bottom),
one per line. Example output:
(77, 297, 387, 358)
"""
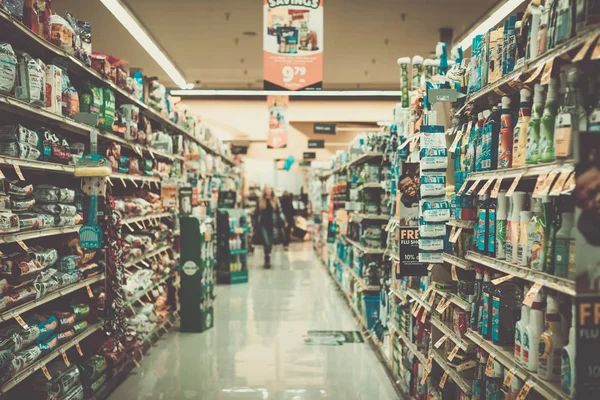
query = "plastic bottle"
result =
(492, 280, 523, 346)
(515, 301, 531, 364)
(561, 305, 576, 397)
(482, 105, 501, 171)
(528, 2, 543, 60)
(528, 197, 548, 271)
(518, 210, 534, 266)
(523, 292, 545, 371)
(554, 212, 574, 278)
(495, 192, 508, 259)
(485, 359, 504, 399)
(568, 222, 577, 280)
(538, 294, 566, 381)
(545, 201, 560, 274)
(471, 266, 484, 328)
(411, 56, 424, 92)
(537, 2, 550, 53)
(477, 194, 490, 253)
(397, 58, 411, 108)
(472, 349, 486, 399)
(556, 67, 588, 162)
(498, 96, 515, 169)
(506, 376, 524, 400)
(538, 78, 559, 163)
(480, 270, 493, 338)
(513, 88, 532, 167)
(487, 196, 497, 257)
(526, 84, 545, 164)
(506, 192, 526, 264)
(554, 0, 574, 45)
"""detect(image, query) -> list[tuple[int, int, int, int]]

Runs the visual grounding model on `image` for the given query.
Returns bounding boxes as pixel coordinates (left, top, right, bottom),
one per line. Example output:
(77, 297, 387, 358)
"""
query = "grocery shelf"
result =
(197, 197, 212, 203)
(0, 155, 75, 175)
(110, 173, 162, 185)
(337, 257, 380, 291)
(121, 212, 175, 226)
(405, 288, 432, 312)
(347, 152, 384, 168)
(466, 160, 574, 181)
(350, 212, 389, 222)
(98, 131, 184, 162)
(127, 274, 171, 307)
(346, 238, 385, 255)
(431, 350, 472, 395)
(430, 316, 473, 351)
(124, 245, 173, 268)
(357, 182, 385, 191)
(0, 225, 81, 244)
(456, 25, 600, 115)
(465, 251, 575, 296)
(1, 322, 103, 393)
(0, 274, 105, 323)
(385, 249, 399, 261)
(397, 331, 428, 365)
(466, 329, 569, 400)
(433, 291, 471, 312)
(0, 9, 233, 167)
(446, 220, 475, 229)
(443, 253, 475, 270)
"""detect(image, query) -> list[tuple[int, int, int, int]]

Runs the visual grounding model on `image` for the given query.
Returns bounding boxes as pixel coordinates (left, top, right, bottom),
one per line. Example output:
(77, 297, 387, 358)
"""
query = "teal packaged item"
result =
(99, 88, 115, 131)
(468, 35, 483, 94)
(420, 200, 451, 222)
(482, 105, 500, 171)
(419, 148, 448, 170)
(505, 16, 517, 74)
(477, 196, 490, 253)
(487, 197, 497, 256)
(475, 113, 485, 171)
(420, 174, 446, 198)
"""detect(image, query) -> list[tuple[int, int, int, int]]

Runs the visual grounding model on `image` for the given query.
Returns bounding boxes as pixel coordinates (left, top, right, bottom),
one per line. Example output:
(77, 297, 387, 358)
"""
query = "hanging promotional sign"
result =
(264, 0, 324, 90)
(396, 227, 427, 276)
(267, 95, 289, 148)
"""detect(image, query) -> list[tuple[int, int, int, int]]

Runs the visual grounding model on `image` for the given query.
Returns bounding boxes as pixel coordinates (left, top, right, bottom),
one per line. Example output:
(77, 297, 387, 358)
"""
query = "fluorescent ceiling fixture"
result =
(170, 90, 402, 97)
(100, 0, 188, 89)
(459, 0, 527, 50)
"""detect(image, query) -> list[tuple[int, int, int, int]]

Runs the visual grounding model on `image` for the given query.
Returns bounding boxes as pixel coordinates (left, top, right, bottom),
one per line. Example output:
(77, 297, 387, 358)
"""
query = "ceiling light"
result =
(100, 0, 188, 89)
(169, 90, 402, 97)
(185, 83, 195, 89)
(459, 0, 527, 51)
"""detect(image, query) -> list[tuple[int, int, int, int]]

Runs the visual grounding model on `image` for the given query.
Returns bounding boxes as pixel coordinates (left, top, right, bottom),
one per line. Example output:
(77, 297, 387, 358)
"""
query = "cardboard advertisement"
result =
(397, 226, 427, 276)
(264, 0, 323, 90)
(397, 163, 420, 226)
(267, 95, 289, 148)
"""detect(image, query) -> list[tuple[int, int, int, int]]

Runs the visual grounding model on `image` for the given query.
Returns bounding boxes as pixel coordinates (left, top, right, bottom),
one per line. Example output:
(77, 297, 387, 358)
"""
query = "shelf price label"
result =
(478, 178, 495, 195)
(434, 335, 448, 349)
(425, 355, 433, 371)
(501, 366, 518, 393)
(449, 227, 462, 243)
(523, 282, 543, 307)
(86, 284, 94, 298)
(11, 311, 28, 329)
(439, 371, 449, 389)
(456, 179, 470, 196)
(516, 380, 535, 400)
(420, 309, 428, 323)
(451, 265, 458, 281)
(506, 174, 524, 197)
(15, 239, 29, 252)
(40, 362, 52, 380)
(485, 354, 496, 375)
(492, 274, 515, 285)
(491, 177, 503, 198)
(13, 164, 25, 181)
(466, 178, 482, 196)
(60, 350, 70, 366)
(447, 344, 460, 361)
(549, 170, 572, 196)
(75, 341, 83, 356)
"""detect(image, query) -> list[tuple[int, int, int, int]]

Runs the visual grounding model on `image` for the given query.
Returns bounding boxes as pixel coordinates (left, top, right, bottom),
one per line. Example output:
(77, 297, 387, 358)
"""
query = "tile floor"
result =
(109, 242, 400, 400)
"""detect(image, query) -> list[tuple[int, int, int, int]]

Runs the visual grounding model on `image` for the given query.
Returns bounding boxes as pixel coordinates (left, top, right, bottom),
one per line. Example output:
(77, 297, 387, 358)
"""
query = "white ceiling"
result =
(53, 0, 498, 89)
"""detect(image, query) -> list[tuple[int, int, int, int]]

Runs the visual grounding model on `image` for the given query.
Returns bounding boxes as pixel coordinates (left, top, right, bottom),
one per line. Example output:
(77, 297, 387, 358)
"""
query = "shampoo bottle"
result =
(538, 294, 566, 381)
(528, 197, 548, 271)
(480, 270, 493, 338)
(518, 210, 534, 266)
(492, 279, 523, 346)
(554, 211, 574, 278)
(485, 359, 504, 400)
(506, 192, 527, 264)
(495, 191, 508, 259)
(561, 305, 575, 397)
(538, 78, 559, 163)
(538, 2, 550, 53)
(482, 105, 501, 171)
(477, 194, 490, 253)
(524, 292, 545, 371)
(515, 300, 531, 365)
(527, 2, 543, 60)
(487, 196, 497, 257)
(499, 96, 515, 169)
(471, 266, 484, 328)
(555, 67, 587, 161)
(513, 88, 532, 167)
(526, 83, 545, 165)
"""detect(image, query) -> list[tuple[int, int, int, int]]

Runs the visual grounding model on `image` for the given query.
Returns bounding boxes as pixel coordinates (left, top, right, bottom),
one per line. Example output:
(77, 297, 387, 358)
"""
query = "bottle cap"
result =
(502, 96, 511, 109)
(520, 88, 532, 102)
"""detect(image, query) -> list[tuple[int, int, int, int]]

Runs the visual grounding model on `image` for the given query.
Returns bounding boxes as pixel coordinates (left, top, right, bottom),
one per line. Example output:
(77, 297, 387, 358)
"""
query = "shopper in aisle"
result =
(280, 191, 295, 250)
(253, 185, 287, 268)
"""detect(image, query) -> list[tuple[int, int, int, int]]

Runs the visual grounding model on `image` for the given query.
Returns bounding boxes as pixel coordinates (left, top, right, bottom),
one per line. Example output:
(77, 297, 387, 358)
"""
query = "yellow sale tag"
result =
(11, 312, 28, 329)
(450, 227, 462, 243)
(61, 350, 70, 366)
(523, 282, 543, 307)
(516, 380, 535, 400)
(16, 239, 29, 252)
(506, 174, 523, 197)
(428, 293, 436, 306)
(86, 284, 94, 298)
(133, 359, 141, 368)
(451, 265, 458, 281)
(135, 221, 143, 229)
(532, 173, 549, 198)
(492, 275, 515, 285)
(466, 179, 482, 196)
(549, 170, 572, 196)
(456, 360, 478, 372)
(41, 363, 51, 380)
(120, 177, 127, 187)
(129, 304, 136, 314)
(420, 309, 428, 323)
(425, 356, 433, 371)
(491, 177, 503, 198)
(435, 297, 448, 313)
(438, 297, 451, 314)
(447, 344, 460, 361)
(485, 354, 496, 375)
(145, 293, 152, 302)
(502, 367, 517, 392)
(75, 341, 83, 356)
(448, 226, 456, 242)
(478, 178, 495, 195)
(439, 371, 449, 389)
(540, 59, 554, 86)
(14, 164, 25, 181)
(428, 264, 434, 271)
(420, 368, 430, 385)
(456, 179, 469, 196)
(205, 232, 212, 242)
(412, 304, 422, 318)
(434, 335, 448, 349)
(137, 298, 145, 306)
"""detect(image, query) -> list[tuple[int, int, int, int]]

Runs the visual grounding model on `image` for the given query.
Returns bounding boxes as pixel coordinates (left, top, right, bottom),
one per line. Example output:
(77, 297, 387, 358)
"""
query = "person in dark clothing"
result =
(253, 186, 286, 268)
(279, 191, 295, 250)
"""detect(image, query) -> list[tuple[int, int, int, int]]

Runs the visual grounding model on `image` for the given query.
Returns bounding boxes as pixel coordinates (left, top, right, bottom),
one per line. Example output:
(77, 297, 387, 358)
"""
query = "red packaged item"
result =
(0, 254, 44, 284)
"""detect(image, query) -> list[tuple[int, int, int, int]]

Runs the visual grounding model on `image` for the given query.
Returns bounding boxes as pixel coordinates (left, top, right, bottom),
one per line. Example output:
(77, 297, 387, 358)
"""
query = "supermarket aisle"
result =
(109, 242, 399, 400)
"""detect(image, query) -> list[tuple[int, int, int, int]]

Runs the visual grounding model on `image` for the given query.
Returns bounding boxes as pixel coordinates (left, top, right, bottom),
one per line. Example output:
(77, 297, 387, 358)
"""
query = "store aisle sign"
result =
(267, 95, 288, 148)
(314, 123, 336, 134)
(263, 0, 324, 90)
(303, 152, 316, 160)
(231, 146, 248, 155)
(308, 139, 325, 148)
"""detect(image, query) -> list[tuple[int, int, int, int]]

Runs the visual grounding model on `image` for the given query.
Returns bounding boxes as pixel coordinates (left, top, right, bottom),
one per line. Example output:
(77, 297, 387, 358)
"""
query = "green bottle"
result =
(538, 78, 559, 163)
(397, 58, 410, 108)
(526, 83, 545, 164)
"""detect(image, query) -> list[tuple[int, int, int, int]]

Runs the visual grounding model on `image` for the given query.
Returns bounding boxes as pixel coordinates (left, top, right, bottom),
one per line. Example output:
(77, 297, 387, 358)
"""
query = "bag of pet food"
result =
(30, 361, 80, 398)
(15, 52, 45, 106)
(34, 185, 76, 204)
(17, 212, 41, 230)
(79, 83, 102, 115)
(0, 42, 17, 94)
(0, 211, 19, 233)
(99, 88, 115, 131)
(37, 127, 72, 164)
(2, 0, 24, 20)
(0, 124, 39, 146)
(45, 64, 62, 114)
(0, 141, 40, 160)
(49, 14, 74, 55)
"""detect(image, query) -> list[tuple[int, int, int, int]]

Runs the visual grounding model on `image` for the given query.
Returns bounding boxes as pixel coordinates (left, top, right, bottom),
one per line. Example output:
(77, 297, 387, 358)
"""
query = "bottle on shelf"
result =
(544, 200, 560, 275)
(471, 266, 484, 328)
(499, 96, 515, 169)
(482, 104, 501, 171)
(528, 196, 549, 271)
(523, 291, 545, 372)
(480, 270, 493, 339)
(526, 83, 545, 165)
(518, 210, 534, 266)
(491, 278, 523, 346)
(561, 305, 576, 397)
(555, 66, 587, 161)
(487, 195, 498, 257)
(538, 294, 567, 381)
(515, 297, 531, 364)
(477, 194, 491, 253)
(538, 77, 559, 163)
(506, 192, 527, 264)
(495, 191, 508, 259)
(554, 211, 574, 278)
(485, 358, 504, 399)
(475, 112, 486, 171)
(513, 88, 532, 168)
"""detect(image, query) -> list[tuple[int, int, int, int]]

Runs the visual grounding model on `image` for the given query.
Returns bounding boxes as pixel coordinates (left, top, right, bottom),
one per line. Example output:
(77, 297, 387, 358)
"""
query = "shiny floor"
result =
(109, 242, 400, 400)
